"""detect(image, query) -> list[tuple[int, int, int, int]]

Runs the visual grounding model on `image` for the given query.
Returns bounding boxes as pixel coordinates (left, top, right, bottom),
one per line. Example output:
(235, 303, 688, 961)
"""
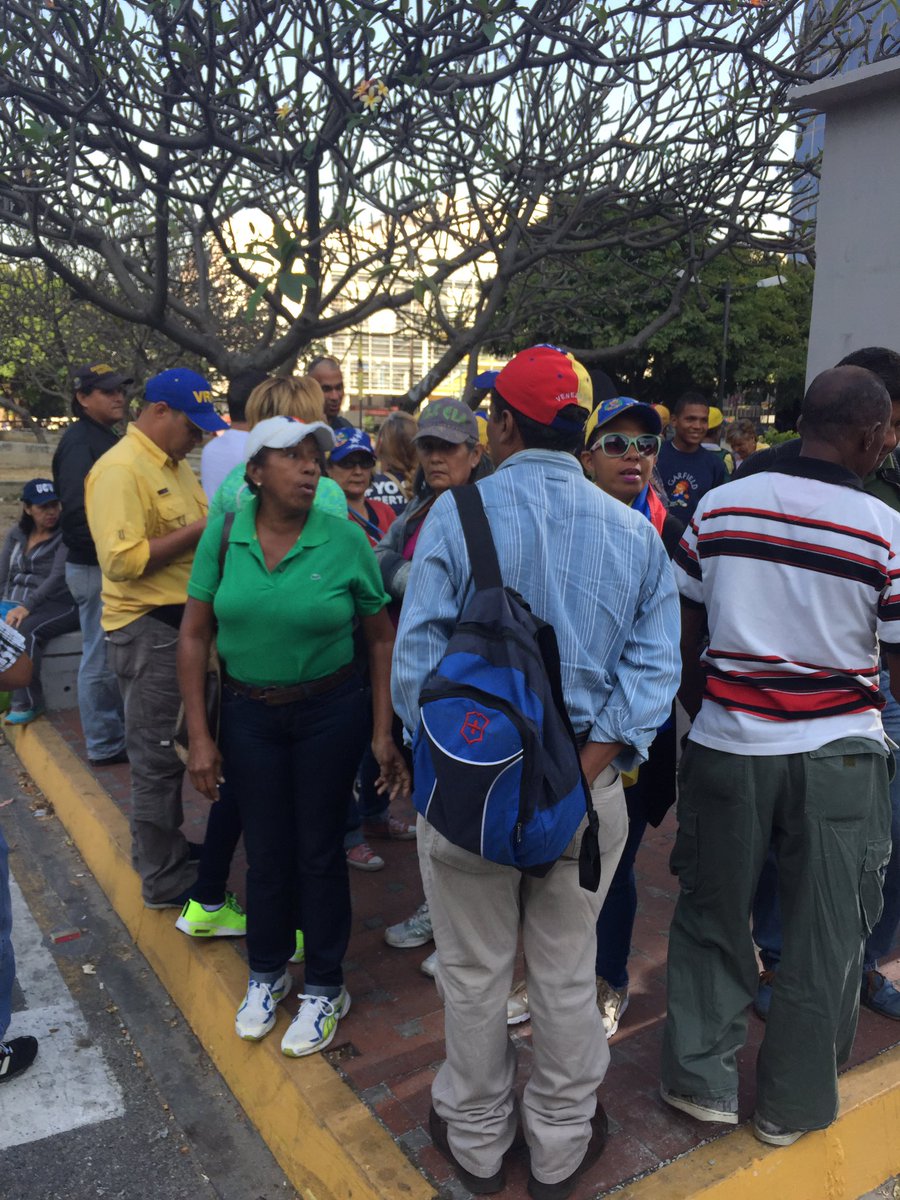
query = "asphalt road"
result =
(0, 734, 298, 1200)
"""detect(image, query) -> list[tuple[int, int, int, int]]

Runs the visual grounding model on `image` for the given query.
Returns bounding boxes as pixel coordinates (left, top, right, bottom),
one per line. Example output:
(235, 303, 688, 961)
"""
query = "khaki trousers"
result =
(419, 767, 628, 1185)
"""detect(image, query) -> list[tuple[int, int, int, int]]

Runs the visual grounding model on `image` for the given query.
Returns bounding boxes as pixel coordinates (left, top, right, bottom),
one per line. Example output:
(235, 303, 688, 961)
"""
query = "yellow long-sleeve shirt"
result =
(85, 423, 207, 631)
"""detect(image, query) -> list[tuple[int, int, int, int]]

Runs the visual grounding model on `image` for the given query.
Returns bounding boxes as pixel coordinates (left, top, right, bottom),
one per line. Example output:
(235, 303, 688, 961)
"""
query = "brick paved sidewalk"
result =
(50, 708, 900, 1199)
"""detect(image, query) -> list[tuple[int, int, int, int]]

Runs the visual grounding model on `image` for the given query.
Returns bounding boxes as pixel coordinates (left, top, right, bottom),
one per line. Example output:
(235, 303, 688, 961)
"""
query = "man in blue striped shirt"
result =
(393, 346, 680, 1199)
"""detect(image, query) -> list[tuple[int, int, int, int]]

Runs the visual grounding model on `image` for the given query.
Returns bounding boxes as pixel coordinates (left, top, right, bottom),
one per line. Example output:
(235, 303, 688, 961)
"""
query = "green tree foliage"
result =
(0, 1, 890, 406)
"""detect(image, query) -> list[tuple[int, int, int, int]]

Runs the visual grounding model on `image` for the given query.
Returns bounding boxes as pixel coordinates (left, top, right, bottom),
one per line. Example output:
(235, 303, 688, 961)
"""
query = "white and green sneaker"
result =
(281, 988, 351, 1058)
(176, 893, 246, 938)
(235, 971, 291, 1041)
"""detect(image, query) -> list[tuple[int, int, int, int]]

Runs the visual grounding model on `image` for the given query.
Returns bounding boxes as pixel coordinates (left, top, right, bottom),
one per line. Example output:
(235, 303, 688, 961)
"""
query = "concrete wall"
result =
(794, 60, 900, 384)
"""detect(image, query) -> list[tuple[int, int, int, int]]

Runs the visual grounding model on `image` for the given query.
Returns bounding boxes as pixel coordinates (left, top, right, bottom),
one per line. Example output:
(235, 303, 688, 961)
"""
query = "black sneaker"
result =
(0, 1036, 38, 1083)
(527, 1104, 609, 1200)
(89, 749, 129, 767)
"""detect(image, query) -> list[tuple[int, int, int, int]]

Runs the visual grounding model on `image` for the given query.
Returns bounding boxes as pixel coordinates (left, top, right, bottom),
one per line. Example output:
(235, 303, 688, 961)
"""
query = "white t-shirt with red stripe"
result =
(674, 457, 900, 755)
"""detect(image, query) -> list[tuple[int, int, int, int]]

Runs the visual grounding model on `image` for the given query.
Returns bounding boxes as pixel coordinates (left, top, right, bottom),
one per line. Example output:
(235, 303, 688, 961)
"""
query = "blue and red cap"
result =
(330, 427, 376, 464)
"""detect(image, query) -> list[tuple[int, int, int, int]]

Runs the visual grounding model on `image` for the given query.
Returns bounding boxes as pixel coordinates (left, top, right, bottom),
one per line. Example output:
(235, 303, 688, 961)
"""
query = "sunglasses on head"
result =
(589, 432, 662, 458)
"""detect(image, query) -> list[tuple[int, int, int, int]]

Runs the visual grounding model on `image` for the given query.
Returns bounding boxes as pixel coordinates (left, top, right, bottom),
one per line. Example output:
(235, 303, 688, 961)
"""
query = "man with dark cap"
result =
(200, 368, 268, 499)
(663, 365, 900, 1147)
(52, 363, 132, 765)
(85, 369, 227, 908)
(392, 346, 679, 1198)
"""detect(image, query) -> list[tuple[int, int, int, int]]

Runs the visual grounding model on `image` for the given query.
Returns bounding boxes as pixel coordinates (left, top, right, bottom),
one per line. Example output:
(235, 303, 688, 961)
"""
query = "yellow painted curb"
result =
(8, 720, 435, 1200)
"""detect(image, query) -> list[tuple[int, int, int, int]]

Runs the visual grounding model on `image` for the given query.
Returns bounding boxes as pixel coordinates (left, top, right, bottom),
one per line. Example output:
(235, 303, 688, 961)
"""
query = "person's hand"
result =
(187, 733, 224, 803)
(4, 605, 29, 629)
(372, 734, 411, 802)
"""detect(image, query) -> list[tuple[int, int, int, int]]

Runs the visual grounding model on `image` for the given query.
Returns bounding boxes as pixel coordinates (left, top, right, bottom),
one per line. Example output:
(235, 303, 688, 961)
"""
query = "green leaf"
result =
(277, 271, 314, 301)
(244, 279, 269, 324)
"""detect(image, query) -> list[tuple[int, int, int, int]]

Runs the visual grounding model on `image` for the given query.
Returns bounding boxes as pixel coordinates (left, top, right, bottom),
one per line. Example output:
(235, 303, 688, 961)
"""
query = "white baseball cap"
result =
(244, 416, 334, 461)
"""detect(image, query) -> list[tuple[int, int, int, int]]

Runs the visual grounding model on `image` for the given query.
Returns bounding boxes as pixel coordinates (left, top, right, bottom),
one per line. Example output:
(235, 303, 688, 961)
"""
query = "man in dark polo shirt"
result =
(52, 363, 131, 766)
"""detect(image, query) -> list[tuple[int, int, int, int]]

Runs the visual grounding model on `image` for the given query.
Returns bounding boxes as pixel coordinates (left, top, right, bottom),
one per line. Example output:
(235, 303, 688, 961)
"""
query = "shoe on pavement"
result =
(596, 976, 629, 1038)
(420, 950, 438, 978)
(0, 1036, 38, 1083)
(281, 988, 351, 1057)
(89, 749, 129, 766)
(3, 706, 45, 726)
(860, 969, 900, 1020)
(385, 901, 432, 948)
(429, 1107, 505, 1194)
(363, 815, 416, 841)
(660, 1086, 739, 1124)
(507, 980, 530, 1025)
(527, 1104, 609, 1199)
(753, 969, 775, 1021)
(144, 885, 194, 910)
(346, 842, 385, 871)
(235, 971, 291, 1041)
(290, 930, 305, 964)
(752, 1113, 806, 1146)
(176, 893, 246, 938)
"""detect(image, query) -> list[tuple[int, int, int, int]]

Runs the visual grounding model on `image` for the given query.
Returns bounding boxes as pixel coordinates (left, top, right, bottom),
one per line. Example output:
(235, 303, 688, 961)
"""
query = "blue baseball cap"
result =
(22, 478, 59, 505)
(330, 427, 376, 464)
(144, 369, 228, 433)
(584, 397, 662, 447)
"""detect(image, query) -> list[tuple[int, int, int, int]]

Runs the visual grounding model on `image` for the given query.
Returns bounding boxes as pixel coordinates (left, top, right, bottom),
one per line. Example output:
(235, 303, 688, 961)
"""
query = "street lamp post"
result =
(718, 275, 785, 407)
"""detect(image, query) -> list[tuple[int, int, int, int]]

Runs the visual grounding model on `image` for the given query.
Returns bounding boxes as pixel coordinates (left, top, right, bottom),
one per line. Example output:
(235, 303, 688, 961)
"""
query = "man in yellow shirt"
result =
(85, 368, 227, 907)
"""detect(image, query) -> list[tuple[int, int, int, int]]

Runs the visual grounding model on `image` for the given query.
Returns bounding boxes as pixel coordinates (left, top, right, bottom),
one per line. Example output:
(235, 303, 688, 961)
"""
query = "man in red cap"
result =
(393, 346, 680, 1199)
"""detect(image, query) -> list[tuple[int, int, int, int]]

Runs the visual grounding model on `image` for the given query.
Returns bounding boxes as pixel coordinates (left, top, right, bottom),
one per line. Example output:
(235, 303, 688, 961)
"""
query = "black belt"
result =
(223, 662, 356, 706)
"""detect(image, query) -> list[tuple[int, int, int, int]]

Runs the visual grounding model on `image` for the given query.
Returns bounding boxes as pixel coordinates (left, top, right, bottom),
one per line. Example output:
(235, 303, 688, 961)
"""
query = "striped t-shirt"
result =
(674, 457, 900, 755)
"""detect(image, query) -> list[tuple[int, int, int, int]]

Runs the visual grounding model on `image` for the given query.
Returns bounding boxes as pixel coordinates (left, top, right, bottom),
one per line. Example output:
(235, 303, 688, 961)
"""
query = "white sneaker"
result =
(235, 971, 291, 1041)
(384, 902, 432, 948)
(596, 977, 629, 1038)
(281, 988, 351, 1058)
(420, 950, 438, 978)
(507, 980, 530, 1025)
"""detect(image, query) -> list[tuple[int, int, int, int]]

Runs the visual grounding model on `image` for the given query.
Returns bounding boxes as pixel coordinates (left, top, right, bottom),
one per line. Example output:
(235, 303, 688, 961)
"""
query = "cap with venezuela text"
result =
(145, 369, 228, 433)
(474, 345, 591, 430)
(330, 427, 376, 464)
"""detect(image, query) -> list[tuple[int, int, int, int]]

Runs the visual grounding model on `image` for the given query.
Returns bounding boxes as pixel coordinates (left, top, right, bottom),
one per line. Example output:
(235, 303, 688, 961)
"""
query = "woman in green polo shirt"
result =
(178, 417, 409, 1058)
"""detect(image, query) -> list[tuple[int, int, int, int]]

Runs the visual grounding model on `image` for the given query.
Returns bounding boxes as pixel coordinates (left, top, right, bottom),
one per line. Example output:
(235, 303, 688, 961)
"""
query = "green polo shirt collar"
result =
(230, 496, 331, 571)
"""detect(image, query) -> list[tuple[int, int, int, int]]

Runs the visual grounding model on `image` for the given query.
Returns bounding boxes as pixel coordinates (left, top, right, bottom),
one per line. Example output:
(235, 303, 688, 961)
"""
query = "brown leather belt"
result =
(223, 662, 356, 706)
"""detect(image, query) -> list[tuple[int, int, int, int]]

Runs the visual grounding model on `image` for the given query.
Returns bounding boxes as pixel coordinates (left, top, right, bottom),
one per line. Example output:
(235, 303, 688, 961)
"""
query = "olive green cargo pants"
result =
(661, 737, 891, 1131)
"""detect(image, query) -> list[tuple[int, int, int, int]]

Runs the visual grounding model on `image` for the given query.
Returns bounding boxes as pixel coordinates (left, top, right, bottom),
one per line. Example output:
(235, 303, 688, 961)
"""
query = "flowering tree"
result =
(0, 0, 892, 403)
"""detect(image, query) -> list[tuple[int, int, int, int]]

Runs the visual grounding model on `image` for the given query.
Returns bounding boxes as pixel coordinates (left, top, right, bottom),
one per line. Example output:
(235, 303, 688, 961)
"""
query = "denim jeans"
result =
(753, 671, 900, 973)
(220, 674, 368, 985)
(8, 600, 79, 713)
(65, 563, 125, 760)
(594, 780, 648, 989)
(0, 825, 13, 1040)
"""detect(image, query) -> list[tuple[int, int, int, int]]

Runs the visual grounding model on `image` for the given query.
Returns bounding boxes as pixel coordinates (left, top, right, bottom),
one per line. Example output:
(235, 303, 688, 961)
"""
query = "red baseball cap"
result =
(475, 345, 589, 430)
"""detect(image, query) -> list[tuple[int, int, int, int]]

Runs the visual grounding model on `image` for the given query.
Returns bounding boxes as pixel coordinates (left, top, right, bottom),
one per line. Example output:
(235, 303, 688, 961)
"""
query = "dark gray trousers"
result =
(661, 737, 891, 1131)
(106, 613, 196, 905)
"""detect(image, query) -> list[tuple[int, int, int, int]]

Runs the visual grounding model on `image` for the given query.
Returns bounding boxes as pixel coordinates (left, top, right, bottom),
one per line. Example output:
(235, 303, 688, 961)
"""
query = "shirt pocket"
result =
(152, 495, 189, 533)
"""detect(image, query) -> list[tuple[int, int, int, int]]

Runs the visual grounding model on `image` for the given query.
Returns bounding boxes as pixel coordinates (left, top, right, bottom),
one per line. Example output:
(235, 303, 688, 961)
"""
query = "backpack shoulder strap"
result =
(451, 485, 502, 591)
(218, 510, 236, 578)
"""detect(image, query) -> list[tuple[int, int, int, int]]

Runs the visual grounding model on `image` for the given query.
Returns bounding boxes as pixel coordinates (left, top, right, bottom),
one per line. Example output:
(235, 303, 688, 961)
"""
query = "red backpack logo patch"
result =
(460, 711, 490, 744)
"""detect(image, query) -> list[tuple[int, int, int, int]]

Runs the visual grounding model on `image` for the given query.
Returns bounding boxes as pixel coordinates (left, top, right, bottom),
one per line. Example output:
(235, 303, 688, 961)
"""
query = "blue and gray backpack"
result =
(412, 487, 602, 891)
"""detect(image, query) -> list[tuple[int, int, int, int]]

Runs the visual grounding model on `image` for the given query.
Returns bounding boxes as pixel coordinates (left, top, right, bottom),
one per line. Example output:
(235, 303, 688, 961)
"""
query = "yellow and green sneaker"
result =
(175, 892, 246, 938)
(290, 930, 305, 963)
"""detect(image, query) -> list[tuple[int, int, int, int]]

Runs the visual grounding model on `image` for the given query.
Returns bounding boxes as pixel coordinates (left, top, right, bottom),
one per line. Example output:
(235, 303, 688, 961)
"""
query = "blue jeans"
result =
(221, 674, 368, 987)
(753, 671, 900, 973)
(65, 563, 125, 759)
(0, 825, 13, 1041)
(594, 780, 648, 989)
